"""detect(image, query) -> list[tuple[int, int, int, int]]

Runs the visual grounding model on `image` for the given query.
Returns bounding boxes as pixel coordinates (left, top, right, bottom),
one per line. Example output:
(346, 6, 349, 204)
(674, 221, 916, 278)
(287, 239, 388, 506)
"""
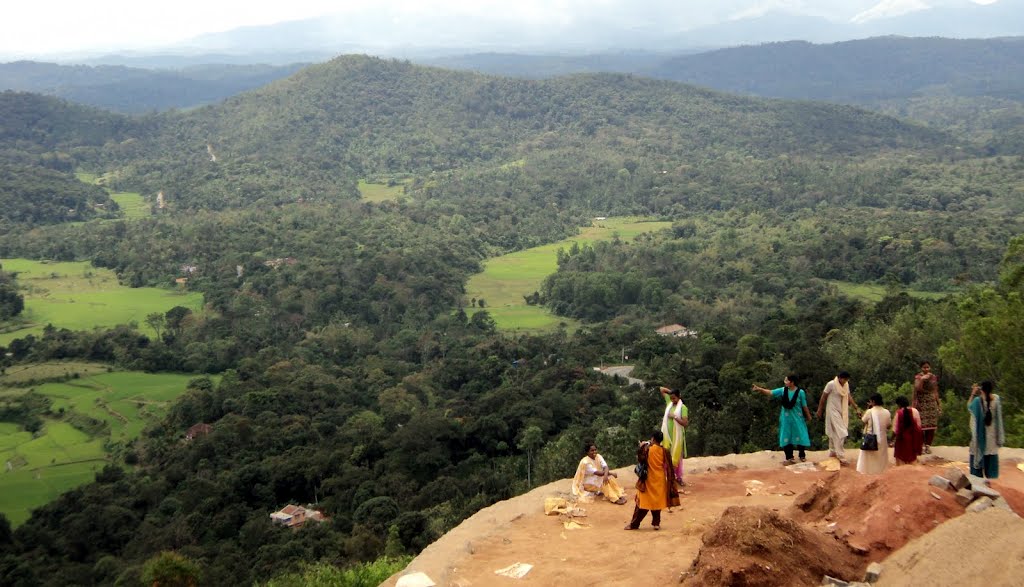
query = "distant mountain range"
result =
(652, 36, 1024, 104)
(172, 0, 1023, 57)
(422, 36, 1024, 153)
(0, 61, 306, 114)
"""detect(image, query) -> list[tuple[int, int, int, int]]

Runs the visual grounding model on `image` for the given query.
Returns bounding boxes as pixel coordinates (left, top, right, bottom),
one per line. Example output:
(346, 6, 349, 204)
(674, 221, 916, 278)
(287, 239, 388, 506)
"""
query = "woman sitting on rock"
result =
(571, 441, 627, 504)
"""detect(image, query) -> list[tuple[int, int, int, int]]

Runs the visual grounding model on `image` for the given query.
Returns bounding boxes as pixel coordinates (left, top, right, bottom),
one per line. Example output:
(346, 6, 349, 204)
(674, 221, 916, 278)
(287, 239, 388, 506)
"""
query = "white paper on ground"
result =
(494, 562, 534, 579)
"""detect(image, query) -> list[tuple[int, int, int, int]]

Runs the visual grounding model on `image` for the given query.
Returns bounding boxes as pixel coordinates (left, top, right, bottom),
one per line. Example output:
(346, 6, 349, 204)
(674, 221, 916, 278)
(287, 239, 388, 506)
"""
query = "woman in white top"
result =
(571, 442, 627, 504)
(856, 393, 892, 475)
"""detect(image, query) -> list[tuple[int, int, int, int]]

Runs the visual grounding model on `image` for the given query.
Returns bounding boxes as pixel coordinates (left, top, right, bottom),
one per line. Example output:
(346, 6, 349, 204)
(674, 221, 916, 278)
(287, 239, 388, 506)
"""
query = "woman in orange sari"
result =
(625, 430, 679, 530)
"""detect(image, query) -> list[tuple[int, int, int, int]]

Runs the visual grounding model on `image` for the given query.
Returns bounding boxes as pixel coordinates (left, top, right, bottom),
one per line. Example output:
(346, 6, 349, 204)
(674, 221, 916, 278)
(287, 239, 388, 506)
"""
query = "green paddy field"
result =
(0, 367, 204, 526)
(0, 259, 203, 345)
(466, 217, 671, 332)
(358, 179, 410, 202)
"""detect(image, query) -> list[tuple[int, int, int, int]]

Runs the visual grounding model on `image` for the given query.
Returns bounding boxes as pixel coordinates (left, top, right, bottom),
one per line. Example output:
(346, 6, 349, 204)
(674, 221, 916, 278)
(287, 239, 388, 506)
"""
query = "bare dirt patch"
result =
(877, 507, 1024, 587)
(385, 448, 1024, 587)
(681, 505, 865, 586)
(789, 466, 966, 560)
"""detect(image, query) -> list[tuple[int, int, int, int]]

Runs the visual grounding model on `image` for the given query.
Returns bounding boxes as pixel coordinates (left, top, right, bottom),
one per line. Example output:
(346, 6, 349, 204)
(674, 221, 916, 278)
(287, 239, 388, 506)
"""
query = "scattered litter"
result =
(544, 497, 569, 515)
(930, 492, 942, 500)
(819, 458, 842, 472)
(1017, 463, 1024, 473)
(786, 462, 818, 473)
(744, 480, 767, 496)
(563, 520, 589, 530)
(495, 563, 533, 579)
(396, 572, 436, 587)
(893, 505, 902, 514)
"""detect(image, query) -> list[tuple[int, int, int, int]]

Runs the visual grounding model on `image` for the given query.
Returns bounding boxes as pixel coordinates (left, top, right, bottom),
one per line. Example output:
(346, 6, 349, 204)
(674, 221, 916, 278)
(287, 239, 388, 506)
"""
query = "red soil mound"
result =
(789, 466, 964, 559)
(681, 506, 865, 587)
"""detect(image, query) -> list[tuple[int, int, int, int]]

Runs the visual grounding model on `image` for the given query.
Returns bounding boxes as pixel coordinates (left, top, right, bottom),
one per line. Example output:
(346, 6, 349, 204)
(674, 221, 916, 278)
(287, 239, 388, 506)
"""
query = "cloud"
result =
(851, 0, 931, 24)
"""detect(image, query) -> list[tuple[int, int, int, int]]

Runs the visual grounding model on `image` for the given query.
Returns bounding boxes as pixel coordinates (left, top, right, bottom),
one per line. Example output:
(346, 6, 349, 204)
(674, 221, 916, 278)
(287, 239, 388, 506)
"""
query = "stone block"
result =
(864, 562, 883, 583)
(955, 488, 976, 507)
(928, 475, 952, 491)
(821, 576, 849, 586)
(967, 496, 994, 513)
(944, 467, 970, 491)
(969, 479, 1001, 499)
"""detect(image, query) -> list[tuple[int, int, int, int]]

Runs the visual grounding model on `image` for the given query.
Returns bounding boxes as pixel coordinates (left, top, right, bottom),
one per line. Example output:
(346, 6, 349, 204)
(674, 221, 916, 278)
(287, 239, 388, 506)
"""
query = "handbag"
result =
(860, 408, 881, 451)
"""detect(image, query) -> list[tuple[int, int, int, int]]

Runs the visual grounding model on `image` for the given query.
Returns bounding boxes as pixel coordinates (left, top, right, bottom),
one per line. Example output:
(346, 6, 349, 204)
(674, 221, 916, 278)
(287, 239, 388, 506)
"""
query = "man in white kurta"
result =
(816, 372, 859, 460)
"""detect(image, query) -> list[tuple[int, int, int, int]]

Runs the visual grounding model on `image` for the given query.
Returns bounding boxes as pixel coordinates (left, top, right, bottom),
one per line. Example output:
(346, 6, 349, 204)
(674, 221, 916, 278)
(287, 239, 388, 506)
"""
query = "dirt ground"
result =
(876, 507, 1024, 587)
(681, 505, 865, 586)
(384, 447, 1024, 587)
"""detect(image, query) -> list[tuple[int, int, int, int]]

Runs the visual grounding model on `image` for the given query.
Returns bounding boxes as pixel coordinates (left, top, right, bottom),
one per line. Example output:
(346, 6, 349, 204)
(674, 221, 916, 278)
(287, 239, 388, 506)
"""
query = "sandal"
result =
(652, 525, 660, 531)
(800, 457, 806, 463)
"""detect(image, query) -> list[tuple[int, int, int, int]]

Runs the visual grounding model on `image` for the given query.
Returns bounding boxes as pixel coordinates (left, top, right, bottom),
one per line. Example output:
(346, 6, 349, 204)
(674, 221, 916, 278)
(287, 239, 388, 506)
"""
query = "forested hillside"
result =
(0, 92, 132, 226)
(651, 37, 1024, 152)
(0, 162, 115, 225)
(652, 37, 1024, 104)
(430, 38, 1024, 153)
(95, 56, 955, 213)
(0, 54, 1022, 585)
(0, 61, 306, 114)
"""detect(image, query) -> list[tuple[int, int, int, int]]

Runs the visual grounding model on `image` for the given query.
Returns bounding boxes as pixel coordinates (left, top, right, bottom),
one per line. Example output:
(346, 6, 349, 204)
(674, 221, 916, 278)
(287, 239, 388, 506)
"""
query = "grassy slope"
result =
(825, 280, 950, 303)
(109, 192, 149, 219)
(466, 217, 671, 332)
(0, 259, 203, 345)
(0, 361, 111, 385)
(357, 180, 409, 202)
(76, 171, 150, 219)
(0, 369, 203, 526)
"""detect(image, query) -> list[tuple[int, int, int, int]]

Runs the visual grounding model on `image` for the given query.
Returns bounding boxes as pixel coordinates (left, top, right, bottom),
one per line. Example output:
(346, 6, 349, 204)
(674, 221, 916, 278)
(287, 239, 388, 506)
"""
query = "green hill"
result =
(651, 37, 1024, 152)
(653, 37, 1024, 105)
(87, 55, 955, 210)
(0, 50, 1022, 587)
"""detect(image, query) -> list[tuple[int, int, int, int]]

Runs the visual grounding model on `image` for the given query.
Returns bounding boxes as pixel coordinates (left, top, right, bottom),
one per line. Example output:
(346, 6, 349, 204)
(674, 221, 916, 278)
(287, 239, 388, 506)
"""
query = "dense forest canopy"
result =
(0, 52, 1022, 586)
(425, 37, 1024, 154)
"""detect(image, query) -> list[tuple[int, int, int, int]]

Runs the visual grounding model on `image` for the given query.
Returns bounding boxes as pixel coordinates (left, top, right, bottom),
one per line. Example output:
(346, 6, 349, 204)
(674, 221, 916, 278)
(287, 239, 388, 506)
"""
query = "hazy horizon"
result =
(2, 0, 1014, 61)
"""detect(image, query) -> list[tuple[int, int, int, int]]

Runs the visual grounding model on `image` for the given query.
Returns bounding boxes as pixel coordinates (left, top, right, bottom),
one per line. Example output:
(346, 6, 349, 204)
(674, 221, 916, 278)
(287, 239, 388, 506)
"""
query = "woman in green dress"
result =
(659, 387, 688, 485)
(752, 374, 813, 465)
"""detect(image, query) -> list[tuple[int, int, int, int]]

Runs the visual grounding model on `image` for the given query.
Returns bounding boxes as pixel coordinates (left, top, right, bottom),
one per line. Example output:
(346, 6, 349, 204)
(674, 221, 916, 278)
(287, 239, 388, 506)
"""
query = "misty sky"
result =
(1, 0, 1003, 56)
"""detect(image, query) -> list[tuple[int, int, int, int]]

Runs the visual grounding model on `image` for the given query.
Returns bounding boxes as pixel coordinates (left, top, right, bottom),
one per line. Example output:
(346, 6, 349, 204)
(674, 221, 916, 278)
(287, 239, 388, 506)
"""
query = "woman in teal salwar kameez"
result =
(753, 374, 813, 465)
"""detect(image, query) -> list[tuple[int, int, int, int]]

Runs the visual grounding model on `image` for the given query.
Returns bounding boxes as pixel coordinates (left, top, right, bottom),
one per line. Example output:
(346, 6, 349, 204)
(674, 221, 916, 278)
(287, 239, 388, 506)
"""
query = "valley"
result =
(0, 29, 1022, 587)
